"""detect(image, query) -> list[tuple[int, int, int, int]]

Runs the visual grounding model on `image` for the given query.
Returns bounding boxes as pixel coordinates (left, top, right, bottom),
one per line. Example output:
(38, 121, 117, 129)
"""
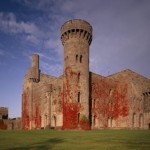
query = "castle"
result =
(0, 107, 21, 130)
(22, 19, 150, 130)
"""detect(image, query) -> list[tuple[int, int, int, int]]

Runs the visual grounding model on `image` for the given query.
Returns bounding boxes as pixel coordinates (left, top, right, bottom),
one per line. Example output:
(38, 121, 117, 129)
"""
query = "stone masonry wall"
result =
(22, 19, 150, 130)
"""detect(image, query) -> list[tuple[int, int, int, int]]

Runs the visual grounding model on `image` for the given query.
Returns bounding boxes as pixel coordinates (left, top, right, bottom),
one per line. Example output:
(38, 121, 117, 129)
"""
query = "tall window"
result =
(78, 72, 80, 82)
(76, 54, 83, 63)
(132, 113, 136, 128)
(93, 99, 96, 108)
(109, 89, 112, 96)
(80, 55, 82, 63)
(78, 113, 80, 124)
(93, 115, 96, 126)
(78, 92, 80, 102)
(139, 114, 143, 128)
(76, 55, 78, 62)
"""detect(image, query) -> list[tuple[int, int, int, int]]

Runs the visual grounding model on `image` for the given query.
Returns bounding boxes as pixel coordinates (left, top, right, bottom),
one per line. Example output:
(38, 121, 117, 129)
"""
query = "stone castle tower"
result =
(61, 20, 92, 125)
(22, 19, 150, 130)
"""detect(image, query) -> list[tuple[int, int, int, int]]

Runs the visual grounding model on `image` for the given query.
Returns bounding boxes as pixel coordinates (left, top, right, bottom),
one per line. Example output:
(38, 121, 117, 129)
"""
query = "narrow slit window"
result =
(76, 54, 78, 62)
(78, 92, 80, 102)
(80, 55, 82, 63)
(78, 72, 80, 81)
(78, 113, 80, 124)
(93, 99, 96, 108)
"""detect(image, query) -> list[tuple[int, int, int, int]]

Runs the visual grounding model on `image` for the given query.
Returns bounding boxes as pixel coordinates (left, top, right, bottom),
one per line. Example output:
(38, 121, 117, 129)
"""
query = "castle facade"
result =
(22, 19, 150, 130)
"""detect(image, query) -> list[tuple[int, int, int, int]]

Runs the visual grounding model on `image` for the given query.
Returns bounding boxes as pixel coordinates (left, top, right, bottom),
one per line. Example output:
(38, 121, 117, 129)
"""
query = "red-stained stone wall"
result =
(61, 19, 92, 130)
(62, 67, 90, 130)
(22, 92, 30, 130)
(91, 73, 129, 128)
(22, 19, 150, 130)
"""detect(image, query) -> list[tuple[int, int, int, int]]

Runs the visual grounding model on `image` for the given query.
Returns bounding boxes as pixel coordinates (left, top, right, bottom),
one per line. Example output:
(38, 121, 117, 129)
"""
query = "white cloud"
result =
(16, 0, 63, 13)
(44, 38, 63, 57)
(33, 52, 57, 63)
(26, 35, 39, 44)
(0, 12, 44, 44)
(23, 50, 63, 77)
(40, 60, 63, 77)
(2, 0, 150, 78)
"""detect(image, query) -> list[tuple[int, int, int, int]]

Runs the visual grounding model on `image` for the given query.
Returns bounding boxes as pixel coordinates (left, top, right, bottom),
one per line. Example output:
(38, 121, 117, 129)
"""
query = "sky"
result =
(0, 0, 150, 118)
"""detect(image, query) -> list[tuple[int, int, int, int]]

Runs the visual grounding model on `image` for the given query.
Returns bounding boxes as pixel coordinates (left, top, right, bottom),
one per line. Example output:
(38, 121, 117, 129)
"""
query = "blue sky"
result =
(0, 0, 150, 118)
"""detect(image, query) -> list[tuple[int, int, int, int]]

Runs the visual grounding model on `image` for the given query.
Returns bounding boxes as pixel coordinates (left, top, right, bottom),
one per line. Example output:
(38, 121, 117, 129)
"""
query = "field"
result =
(0, 129, 150, 150)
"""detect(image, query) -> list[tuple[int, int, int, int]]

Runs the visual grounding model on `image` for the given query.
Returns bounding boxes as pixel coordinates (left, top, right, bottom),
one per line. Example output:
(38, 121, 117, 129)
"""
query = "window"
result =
(78, 92, 80, 102)
(78, 113, 80, 124)
(109, 89, 113, 96)
(93, 115, 96, 126)
(77, 72, 80, 81)
(139, 114, 143, 128)
(65, 56, 68, 60)
(93, 99, 96, 108)
(80, 55, 82, 63)
(132, 113, 136, 128)
(108, 117, 112, 127)
(76, 55, 78, 62)
(76, 55, 83, 63)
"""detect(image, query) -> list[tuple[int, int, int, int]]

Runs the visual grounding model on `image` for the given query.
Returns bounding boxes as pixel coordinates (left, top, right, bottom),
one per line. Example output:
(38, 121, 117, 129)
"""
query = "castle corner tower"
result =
(61, 19, 92, 129)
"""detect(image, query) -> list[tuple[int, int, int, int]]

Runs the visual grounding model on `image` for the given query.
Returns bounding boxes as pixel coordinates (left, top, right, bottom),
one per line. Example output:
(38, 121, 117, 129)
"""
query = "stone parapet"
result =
(61, 19, 92, 45)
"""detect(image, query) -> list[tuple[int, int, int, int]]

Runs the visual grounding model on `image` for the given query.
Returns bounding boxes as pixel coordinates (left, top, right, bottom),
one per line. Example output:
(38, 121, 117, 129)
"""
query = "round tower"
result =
(61, 19, 92, 129)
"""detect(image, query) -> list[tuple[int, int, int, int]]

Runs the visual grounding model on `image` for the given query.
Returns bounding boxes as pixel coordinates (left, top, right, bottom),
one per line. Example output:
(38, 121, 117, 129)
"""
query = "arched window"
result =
(78, 92, 80, 102)
(80, 55, 82, 63)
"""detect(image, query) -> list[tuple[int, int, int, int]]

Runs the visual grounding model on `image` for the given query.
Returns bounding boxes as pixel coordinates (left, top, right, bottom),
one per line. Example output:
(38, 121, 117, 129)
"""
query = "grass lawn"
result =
(0, 129, 150, 150)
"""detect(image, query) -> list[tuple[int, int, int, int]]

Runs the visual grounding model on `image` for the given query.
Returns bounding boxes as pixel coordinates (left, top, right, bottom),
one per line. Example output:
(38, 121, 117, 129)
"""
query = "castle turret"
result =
(28, 54, 40, 82)
(61, 19, 92, 129)
(26, 54, 40, 129)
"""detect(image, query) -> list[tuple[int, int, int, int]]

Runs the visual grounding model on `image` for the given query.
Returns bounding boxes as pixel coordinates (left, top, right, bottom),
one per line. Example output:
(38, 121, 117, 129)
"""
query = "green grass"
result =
(0, 129, 150, 150)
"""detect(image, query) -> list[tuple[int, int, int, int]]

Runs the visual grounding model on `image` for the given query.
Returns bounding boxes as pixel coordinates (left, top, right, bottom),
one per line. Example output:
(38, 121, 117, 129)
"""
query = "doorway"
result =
(132, 113, 136, 128)
(139, 114, 143, 128)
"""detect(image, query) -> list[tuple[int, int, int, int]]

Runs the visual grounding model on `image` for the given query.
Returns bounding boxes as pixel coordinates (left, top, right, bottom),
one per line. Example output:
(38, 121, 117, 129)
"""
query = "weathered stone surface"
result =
(22, 19, 150, 130)
(0, 107, 21, 130)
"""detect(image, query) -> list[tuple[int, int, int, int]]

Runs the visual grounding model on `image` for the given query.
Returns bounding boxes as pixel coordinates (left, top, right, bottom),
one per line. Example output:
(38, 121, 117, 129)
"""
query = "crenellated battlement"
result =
(61, 19, 92, 45)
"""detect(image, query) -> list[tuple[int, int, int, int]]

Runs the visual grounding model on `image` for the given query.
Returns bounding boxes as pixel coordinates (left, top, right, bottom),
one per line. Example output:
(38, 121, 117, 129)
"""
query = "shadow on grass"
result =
(8, 138, 63, 150)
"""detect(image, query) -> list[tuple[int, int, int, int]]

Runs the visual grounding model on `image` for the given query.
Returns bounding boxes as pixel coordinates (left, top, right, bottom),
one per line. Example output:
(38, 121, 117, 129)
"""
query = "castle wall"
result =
(143, 93, 150, 129)
(91, 73, 129, 129)
(22, 72, 63, 130)
(7, 118, 21, 130)
(0, 107, 8, 130)
(0, 107, 8, 119)
(108, 70, 150, 129)
(22, 19, 150, 130)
